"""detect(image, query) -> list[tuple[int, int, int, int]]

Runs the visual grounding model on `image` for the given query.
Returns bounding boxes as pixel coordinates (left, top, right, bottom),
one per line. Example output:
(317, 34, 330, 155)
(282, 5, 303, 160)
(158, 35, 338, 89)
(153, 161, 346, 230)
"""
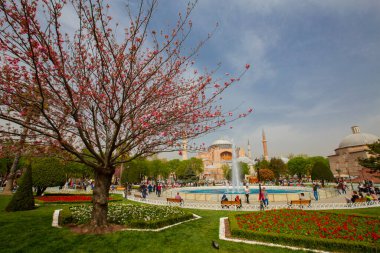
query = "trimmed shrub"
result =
(32, 157, 66, 196)
(5, 165, 35, 212)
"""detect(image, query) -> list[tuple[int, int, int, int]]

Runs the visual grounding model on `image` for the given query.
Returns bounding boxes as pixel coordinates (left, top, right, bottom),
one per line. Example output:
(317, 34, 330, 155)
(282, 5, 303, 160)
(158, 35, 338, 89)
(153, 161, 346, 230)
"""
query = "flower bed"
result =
(35, 194, 120, 203)
(60, 203, 194, 229)
(229, 209, 380, 252)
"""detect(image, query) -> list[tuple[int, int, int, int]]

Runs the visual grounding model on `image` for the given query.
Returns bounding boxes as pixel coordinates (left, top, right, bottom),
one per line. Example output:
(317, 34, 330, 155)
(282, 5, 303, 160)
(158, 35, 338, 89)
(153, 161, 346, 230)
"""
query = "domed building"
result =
(328, 126, 380, 182)
(196, 138, 254, 181)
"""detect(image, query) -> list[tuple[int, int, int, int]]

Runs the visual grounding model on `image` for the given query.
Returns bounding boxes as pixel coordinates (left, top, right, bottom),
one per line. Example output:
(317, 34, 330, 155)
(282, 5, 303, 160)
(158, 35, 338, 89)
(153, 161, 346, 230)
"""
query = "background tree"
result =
(0, 0, 250, 228)
(254, 159, 270, 181)
(287, 156, 309, 179)
(122, 159, 149, 184)
(177, 157, 203, 183)
(167, 159, 181, 181)
(0, 156, 13, 178)
(269, 158, 287, 182)
(147, 159, 168, 182)
(216, 162, 249, 183)
(310, 161, 334, 187)
(258, 168, 275, 181)
(222, 164, 231, 181)
(359, 141, 380, 172)
(32, 157, 66, 196)
(63, 160, 93, 180)
(239, 162, 250, 181)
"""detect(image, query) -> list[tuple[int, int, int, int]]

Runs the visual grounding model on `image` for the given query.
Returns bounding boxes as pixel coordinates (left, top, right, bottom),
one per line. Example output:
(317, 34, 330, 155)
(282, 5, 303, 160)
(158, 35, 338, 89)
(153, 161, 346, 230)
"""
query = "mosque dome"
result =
(236, 156, 254, 164)
(210, 138, 232, 148)
(338, 126, 379, 149)
(280, 157, 289, 164)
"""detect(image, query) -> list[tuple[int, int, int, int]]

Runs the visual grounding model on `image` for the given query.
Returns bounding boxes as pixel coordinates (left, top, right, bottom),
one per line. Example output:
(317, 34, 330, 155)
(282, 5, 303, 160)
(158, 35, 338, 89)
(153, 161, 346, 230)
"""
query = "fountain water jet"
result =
(230, 142, 242, 193)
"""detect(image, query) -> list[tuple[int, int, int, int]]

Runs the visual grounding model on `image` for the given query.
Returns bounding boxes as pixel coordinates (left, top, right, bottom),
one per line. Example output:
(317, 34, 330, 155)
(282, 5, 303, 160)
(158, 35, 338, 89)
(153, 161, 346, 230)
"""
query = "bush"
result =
(32, 157, 66, 196)
(5, 165, 35, 212)
(60, 204, 194, 229)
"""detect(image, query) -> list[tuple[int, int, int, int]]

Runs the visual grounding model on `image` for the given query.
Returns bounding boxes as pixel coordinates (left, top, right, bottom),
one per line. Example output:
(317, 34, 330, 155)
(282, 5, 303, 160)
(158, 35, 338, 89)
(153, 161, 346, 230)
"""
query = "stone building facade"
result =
(196, 138, 251, 181)
(328, 126, 379, 182)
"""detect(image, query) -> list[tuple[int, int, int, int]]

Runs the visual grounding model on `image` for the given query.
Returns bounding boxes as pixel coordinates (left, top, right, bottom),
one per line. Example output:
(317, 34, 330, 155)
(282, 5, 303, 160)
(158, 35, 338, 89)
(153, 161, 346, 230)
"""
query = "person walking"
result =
(258, 189, 265, 210)
(313, 183, 319, 201)
(245, 185, 250, 204)
(157, 183, 162, 197)
(262, 187, 269, 207)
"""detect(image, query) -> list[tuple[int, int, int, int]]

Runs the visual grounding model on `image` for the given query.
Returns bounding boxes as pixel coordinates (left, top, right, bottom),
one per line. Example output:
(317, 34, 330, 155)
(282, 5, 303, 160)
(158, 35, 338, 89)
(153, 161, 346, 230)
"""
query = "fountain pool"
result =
(179, 187, 307, 195)
(164, 186, 337, 203)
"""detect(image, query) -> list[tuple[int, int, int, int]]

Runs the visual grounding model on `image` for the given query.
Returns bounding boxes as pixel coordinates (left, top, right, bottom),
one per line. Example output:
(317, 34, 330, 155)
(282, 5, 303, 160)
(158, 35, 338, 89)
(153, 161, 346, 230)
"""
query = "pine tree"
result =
(358, 141, 380, 172)
(5, 164, 35, 212)
(311, 161, 334, 187)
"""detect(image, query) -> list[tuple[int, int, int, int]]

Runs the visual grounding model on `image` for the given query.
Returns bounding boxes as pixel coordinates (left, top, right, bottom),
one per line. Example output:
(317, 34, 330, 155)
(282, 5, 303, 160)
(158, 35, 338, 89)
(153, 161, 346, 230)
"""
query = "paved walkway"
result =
(126, 189, 380, 211)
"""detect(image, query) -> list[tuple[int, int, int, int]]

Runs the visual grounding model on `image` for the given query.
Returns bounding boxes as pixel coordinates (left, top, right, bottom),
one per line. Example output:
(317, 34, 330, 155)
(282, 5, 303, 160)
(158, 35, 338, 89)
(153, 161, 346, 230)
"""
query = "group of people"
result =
(220, 185, 270, 208)
(64, 178, 94, 191)
(336, 180, 348, 194)
(345, 190, 379, 203)
(139, 182, 164, 198)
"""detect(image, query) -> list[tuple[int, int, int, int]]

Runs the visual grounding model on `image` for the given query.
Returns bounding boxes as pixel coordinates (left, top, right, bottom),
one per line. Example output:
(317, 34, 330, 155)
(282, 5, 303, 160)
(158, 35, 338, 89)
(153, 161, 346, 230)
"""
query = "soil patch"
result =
(224, 219, 231, 238)
(67, 223, 127, 234)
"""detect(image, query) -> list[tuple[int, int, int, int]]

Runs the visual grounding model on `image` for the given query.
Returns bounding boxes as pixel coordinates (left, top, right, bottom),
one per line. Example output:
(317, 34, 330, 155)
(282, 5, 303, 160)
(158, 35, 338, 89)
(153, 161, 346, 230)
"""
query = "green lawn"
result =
(0, 195, 379, 253)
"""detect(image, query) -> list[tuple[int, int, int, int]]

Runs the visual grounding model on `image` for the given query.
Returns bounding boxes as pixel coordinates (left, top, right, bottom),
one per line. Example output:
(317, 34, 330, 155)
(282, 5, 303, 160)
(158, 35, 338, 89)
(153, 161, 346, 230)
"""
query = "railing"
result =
(126, 194, 380, 211)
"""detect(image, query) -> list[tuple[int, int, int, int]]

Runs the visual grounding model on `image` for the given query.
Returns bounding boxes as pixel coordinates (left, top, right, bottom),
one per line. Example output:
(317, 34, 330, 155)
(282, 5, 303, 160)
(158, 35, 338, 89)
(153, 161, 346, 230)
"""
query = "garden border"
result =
(218, 217, 331, 253)
(52, 209, 201, 231)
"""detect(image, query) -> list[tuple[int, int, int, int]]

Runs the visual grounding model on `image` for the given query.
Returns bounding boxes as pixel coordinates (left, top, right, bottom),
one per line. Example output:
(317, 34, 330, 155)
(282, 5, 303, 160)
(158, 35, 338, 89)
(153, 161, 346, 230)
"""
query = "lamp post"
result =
(254, 158, 260, 183)
(344, 154, 354, 190)
(336, 162, 341, 179)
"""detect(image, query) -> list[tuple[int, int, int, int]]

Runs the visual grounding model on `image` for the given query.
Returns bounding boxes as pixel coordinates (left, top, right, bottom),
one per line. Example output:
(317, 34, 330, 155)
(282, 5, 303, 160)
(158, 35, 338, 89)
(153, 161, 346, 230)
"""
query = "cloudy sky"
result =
(147, 0, 380, 160)
(10, 0, 378, 160)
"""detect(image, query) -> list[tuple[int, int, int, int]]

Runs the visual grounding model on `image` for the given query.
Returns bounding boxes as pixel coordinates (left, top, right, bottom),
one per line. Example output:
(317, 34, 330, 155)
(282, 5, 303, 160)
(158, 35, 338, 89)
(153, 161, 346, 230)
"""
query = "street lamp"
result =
(343, 154, 354, 190)
(254, 159, 260, 183)
(336, 162, 341, 179)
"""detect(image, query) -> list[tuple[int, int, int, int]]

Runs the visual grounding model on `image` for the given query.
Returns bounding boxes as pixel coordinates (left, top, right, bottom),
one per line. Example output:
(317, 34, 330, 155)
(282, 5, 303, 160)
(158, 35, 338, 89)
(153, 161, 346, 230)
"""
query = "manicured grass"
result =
(323, 207, 380, 217)
(1, 195, 379, 253)
(0, 195, 298, 253)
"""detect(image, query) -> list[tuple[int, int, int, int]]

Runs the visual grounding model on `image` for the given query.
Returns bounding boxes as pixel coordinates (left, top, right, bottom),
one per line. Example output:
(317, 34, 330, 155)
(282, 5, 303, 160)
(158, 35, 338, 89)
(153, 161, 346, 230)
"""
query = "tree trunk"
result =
(3, 154, 22, 195)
(3, 120, 29, 195)
(91, 170, 113, 227)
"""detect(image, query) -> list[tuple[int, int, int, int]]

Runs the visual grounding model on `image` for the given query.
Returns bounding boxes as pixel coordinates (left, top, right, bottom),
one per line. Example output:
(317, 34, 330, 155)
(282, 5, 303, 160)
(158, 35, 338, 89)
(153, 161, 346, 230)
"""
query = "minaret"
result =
(262, 129, 269, 161)
(182, 138, 188, 160)
(247, 140, 252, 159)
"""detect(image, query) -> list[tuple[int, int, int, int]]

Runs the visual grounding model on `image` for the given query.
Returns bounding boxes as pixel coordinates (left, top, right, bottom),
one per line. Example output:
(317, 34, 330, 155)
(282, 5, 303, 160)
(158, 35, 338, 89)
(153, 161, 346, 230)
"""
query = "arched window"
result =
(220, 151, 232, 161)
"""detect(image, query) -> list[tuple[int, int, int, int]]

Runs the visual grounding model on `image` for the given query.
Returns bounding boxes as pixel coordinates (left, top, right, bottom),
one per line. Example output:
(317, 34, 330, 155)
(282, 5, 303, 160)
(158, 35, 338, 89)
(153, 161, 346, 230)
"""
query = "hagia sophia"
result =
(194, 130, 270, 182)
(189, 126, 379, 183)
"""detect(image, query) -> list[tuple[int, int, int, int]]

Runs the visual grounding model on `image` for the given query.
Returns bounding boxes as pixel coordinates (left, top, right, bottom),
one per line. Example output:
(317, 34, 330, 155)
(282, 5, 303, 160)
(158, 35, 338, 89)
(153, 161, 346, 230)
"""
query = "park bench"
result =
(167, 198, 184, 206)
(345, 197, 371, 207)
(288, 199, 311, 208)
(221, 200, 242, 209)
(354, 198, 366, 203)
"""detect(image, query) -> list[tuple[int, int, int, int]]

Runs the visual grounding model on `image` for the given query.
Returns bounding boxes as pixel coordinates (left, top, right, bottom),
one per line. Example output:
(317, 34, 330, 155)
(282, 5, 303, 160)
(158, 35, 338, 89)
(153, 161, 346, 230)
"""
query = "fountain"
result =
(229, 142, 243, 194)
